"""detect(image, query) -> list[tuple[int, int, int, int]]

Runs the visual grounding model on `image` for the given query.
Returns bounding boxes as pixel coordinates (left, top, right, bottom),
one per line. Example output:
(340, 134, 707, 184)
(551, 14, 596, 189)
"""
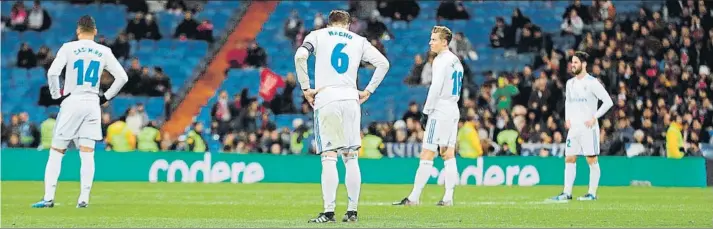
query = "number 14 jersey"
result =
(301, 27, 386, 109)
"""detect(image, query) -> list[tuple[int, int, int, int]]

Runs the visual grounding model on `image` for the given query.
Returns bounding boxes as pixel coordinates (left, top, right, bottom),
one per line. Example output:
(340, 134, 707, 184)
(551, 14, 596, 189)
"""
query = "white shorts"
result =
(51, 99, 102, 149)
(313, 100, 361, 154)
(565, 126, 600, 156)
(422, 117, 458, 152)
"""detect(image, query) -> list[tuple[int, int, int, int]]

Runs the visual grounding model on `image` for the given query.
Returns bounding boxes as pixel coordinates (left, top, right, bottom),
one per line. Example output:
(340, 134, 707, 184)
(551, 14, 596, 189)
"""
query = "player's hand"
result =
(358, 90, 371, 104)
(565, 120, 571, 129)
(302, 89, 317, 107)
(584, 116, 596, 128)
(53, 93, 71, 106)
(99, 95, 109, 106)
(420, 113, 429, 129)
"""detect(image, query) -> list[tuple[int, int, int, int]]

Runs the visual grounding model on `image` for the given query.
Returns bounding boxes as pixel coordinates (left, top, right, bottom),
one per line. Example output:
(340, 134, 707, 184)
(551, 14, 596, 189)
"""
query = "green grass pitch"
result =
(2, 182, 712, 228)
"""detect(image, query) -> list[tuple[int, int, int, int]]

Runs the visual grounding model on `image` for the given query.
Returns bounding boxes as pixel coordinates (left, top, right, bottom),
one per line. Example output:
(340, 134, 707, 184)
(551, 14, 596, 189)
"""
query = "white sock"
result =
(442, 158, 458, 202)
(588, 163, 600, 196)
(43, 149, 64, 201)
(563, 163, 576, 196)
(343, 155, 361, 211)
(407, 160, 433, 202)
(78, 151, 95, 204)
(321, 156, 338, 213)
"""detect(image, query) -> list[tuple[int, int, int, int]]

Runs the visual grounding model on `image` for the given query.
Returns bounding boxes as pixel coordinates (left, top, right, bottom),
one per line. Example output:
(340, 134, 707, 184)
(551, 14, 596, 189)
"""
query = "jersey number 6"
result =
(451, 71, 463, 96)
(331, 43, 349, 74)
(74, 60, 100, 87)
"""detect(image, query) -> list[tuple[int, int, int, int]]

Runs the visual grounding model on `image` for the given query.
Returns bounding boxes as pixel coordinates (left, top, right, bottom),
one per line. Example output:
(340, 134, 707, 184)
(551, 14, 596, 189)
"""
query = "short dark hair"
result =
(328, 10, 350, 26)
(571, 51, 590, 63)
(77, 15, 96, 33)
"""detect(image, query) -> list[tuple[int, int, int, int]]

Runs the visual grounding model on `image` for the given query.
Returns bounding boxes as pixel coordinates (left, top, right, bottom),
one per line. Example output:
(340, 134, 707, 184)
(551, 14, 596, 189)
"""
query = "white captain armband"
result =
(301, 42, 314, 54)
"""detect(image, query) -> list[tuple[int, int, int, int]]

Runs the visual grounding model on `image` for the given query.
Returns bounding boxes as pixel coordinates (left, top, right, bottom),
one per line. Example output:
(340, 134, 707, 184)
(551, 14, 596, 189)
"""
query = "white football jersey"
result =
(423, 50, 463, 119)
(565, 74, 613, 131)
(300, 27, 388, 109)
(47, 39, 128, 101)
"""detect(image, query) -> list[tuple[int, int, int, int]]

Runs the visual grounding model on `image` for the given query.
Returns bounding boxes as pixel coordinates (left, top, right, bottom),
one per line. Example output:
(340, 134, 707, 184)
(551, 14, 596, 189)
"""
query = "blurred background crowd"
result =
(2, 0, 711, 160)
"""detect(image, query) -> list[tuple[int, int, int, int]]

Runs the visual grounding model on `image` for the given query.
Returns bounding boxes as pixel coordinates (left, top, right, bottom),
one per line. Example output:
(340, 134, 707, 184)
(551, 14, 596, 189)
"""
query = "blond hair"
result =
(328, 10, 350, 26)
(431, 26, 453, 44)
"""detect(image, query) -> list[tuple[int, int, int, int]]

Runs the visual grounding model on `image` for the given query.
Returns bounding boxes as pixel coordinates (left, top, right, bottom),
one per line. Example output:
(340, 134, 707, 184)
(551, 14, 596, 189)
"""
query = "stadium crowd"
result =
(3, 0, 712, 160)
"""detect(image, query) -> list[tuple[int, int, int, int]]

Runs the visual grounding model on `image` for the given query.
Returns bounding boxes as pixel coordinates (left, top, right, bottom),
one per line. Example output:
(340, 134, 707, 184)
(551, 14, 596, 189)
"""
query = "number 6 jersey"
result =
(296, 27, 389, 109)
(47, 39, 128, 102)
(423, 50, 463, 119)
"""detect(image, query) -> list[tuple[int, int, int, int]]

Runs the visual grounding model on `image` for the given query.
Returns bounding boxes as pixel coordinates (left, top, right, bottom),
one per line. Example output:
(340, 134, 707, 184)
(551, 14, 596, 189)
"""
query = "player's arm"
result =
(102, 50, 129, 102)
(294, 33, 316, 91)
(564, 81, 572, 122)
(361, 39, 390, 94)
(592, 80, 613, 119)
(47, 45, 68, 99)
(423, 59, 446, 115)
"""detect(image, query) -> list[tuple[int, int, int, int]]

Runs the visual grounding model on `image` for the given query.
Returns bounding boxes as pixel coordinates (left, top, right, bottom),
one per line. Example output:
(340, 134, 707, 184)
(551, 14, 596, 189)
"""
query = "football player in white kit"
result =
(393, 26, 463, 207)
(32, 16, 129, 208)
(550, 51, 612, 201)
(294, 10, 389, 223)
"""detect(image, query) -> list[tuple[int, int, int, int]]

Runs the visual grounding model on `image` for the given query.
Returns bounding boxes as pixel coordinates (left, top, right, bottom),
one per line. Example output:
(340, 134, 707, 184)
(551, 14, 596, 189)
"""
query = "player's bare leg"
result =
(578, 156, 599, 201)
(393, 149, 436, 206)
(438, 146, 457, 206)
(308, 151, 338, 223)
(550, 156, 577, 201)
(32, 146, 66, 208)
(77, 139, 96, 208)
(341, 149, 360, 222)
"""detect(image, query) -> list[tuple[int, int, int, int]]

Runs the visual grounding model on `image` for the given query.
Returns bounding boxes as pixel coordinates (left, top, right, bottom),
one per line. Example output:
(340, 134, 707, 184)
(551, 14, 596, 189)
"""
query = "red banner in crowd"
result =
(259, 67, 285, 102)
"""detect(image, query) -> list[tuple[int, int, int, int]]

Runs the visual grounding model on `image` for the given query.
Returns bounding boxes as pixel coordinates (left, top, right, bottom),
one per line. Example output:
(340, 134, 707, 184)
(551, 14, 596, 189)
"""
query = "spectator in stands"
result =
(10, 2, 27, 31)
(35, 45, 53, 71)
(563, 0, 590, 23)
(378, 0, 420, 22)
(449, 32, 478, 60)
(402, 102, 423, 122)
(245, 41, 267, 68)
(174, 11, 199, 40)
(284, 10, 303, 42)
(125, 106, 144, 135)
(493, 77, 520, 112)
(365, 11, 392, 40)
(144, 14, 162, 40)
(370, 38, 386, 55)
(511, 8, 531, 29)
(111, 33, 131, 61)
(1, 114, 7, 144)
(136, 66, 153, 95)
(313, 12, 326, 30)
(125, 12, 147, 40)
(212, 90, 235, 134)
(186, 122, 207, 152)
(561, 9, 585, 48)
(27, 1, 51, 32)
(349, 16, 366, 36)
(196, 20, 214, 43)
(490, 17, 515, 48)
(269, 73, 297, 114)
(436, 0, 470, 20)
(124, 58, 142, 94)
(16, 43, 36, 69)
(124, 0, 149, 13)
(6, 134, 23, 148)
(97, 35, 109, 46)
(227, 41, 248, 68)
(166, 0, 187, 15)
(148, 67, 172, 96)
(16, 112, 39, 148)
(404, 54, 425, 85)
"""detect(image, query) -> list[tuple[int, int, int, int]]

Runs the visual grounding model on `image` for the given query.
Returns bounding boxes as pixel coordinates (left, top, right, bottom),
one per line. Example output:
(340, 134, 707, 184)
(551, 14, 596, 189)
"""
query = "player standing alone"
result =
(394, 26, 463, 207)
(550, 51, 612, 201)
(294, 10, 389, 223)
(32, 15, 129, 208)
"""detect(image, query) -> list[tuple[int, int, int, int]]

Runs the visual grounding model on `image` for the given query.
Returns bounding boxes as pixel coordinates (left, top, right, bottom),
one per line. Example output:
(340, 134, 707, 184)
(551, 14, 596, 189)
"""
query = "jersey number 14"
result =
(331, 43, 349, 74)
(451, 71, 463, 96)
(74, 60, 100, 87)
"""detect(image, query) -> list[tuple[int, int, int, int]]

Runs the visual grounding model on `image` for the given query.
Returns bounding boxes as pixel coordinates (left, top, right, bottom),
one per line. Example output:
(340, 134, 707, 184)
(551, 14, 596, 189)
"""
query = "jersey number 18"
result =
(451, 71, 463, 96)
(74, 60, 100, 87)
(331, 43, 349, 74)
